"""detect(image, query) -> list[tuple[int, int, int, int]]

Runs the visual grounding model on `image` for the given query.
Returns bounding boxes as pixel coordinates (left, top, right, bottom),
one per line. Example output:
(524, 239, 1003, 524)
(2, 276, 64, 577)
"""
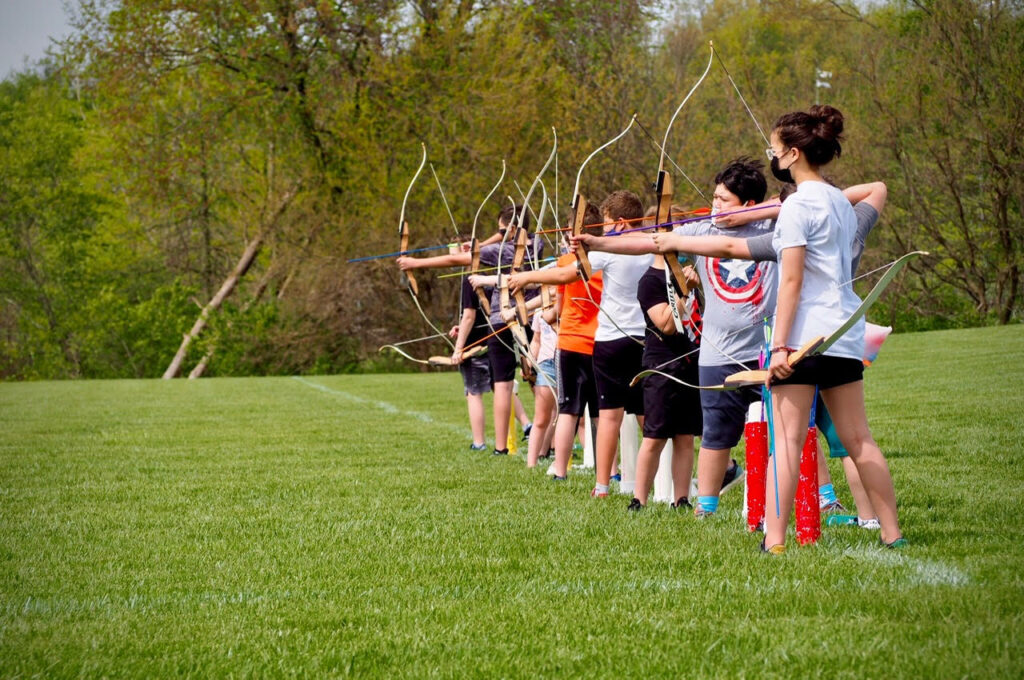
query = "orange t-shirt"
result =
(556, 253, 603, 354)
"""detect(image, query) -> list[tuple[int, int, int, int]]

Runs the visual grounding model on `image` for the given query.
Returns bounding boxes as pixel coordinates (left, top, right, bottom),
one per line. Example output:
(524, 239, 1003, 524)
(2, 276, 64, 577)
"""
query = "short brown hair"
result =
(600, 190, 644, 223)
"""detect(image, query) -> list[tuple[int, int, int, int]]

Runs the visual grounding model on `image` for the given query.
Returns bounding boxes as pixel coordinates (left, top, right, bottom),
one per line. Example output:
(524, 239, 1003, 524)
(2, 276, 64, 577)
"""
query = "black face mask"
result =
(770, 156, 794, 184)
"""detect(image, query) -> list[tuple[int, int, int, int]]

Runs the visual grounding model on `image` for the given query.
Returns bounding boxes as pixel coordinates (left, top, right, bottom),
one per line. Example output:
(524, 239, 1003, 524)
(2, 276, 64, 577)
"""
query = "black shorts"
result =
(460, 354, 492, 396)
(593, 337, 645, 414)
(557, 348, 599, 417)
(486, 326, 518, 383)
(699, 361, 761, 450)
(642, 358, 702, 439)
(772, 354, 864, 389)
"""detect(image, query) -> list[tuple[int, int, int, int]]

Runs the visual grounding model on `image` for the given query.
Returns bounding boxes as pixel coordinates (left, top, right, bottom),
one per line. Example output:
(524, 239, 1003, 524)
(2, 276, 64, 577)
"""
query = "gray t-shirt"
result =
(673, 219, 777, 366)
(479, 235, 543, 326)
(746, 202, 879, 278)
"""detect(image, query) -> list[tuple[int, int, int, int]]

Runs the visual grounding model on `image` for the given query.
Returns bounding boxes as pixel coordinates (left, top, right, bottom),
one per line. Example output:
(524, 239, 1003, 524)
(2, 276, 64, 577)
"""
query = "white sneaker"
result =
(858, 517, 881, 530)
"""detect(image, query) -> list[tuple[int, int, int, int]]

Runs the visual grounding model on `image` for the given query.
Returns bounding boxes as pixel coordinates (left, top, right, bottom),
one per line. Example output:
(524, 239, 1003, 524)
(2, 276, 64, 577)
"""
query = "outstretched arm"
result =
(651, 233, 754, 260)
(571, 233, 655, 255)
(397, 252, 471, 270)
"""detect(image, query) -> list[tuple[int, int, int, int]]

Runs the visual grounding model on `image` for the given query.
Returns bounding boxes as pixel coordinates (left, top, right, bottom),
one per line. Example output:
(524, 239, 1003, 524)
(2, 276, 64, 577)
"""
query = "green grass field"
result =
(2, 325, 1023, 677)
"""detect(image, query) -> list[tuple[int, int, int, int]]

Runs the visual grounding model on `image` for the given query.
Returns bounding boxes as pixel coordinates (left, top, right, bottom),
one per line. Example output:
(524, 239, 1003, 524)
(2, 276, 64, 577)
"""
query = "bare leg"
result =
(821, 381, 901, 544)
(552, 413, 581, 478)
(492, 380, 513, 452)
(633, 437, 668, 504)
(595, 407, 624, 487)
(527, 386, 557, 467)
(467, 392, 486, 446)
(540, 401, 557, 454)
(514, 391, 531, 429)
(671, 434, 696, 502)
(696, 446, 732, 497)
(764, 384, 815, 548)
(842, 456, 876, 519)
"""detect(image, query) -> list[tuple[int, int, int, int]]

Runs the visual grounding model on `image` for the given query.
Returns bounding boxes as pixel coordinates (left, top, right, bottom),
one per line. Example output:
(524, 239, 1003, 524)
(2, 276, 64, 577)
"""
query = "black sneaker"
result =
(626, 498, 644, 512)
(492, 448, 509, 456)
(720, 459, 745, 493)
(551, 475, 567, 481)
(521, 423, 532, 441)
(671, 497, 692, 510)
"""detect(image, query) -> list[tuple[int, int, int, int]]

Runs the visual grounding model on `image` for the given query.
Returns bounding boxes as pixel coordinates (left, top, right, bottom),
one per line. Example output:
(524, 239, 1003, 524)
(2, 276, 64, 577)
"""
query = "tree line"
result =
(1, 0, 1020, 379)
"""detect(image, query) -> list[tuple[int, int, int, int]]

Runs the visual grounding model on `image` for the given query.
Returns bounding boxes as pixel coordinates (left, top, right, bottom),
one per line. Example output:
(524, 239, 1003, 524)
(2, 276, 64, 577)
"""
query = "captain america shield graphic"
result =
(704, 257, 764, 305)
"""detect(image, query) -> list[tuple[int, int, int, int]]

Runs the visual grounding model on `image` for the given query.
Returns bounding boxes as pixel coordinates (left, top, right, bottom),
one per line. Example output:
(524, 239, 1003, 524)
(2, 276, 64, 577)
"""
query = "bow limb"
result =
(468, 159, 507, 317)
(398, 143, 428, 297)
(379, 344, 431, 365)
(398, 143, 455, 350)
(658, 45, 715, 175)
(817, 250, 928, 354)
(655, 44, 715, 300)
(569, 114, 638, 281)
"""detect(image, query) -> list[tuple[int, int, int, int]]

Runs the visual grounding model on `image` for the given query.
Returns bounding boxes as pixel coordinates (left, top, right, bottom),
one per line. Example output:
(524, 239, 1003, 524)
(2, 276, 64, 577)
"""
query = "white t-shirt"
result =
(531, 312, 558, 363)
(588, 251, 653, 342)
(772, 181, 864, 360)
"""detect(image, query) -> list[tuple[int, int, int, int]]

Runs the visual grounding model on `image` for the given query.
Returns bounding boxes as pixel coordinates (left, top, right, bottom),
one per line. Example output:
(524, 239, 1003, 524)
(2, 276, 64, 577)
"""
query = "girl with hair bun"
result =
(762, 105, 905, 553)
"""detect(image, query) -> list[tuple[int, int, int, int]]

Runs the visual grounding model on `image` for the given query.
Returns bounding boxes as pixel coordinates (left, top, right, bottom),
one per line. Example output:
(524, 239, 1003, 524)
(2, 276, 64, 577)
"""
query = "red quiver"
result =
(795, 426, 821, 545)
(743, 402, 768, 533)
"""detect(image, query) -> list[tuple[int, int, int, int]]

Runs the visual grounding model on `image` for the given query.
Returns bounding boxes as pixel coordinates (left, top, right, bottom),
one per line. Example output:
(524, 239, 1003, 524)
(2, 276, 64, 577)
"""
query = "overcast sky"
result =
(0, 0, 74, 78)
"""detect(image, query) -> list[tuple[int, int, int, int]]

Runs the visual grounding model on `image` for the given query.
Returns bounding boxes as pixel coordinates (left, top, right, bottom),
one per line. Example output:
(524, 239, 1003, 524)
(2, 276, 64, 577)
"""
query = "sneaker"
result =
(881, 536, 908, 549)
(522, 423, 532, 441)
(824, 514, 859, 527)
(552, 475, 567, 482)
(492, 448, 509, 456)
(590, 488, 609, 499)
(626, 498, 644, 512)
(540, 448, 554, 460)
(610, 473, 621, 483)
(693, 506, 715, 519)
(760, 539, 786, 555)
(859, 517, 881, 530)
(671, 497, 692, 510)
(721, 459, 744, 493)
(469, 442, 487, 451)
(821, 499, 847, 513)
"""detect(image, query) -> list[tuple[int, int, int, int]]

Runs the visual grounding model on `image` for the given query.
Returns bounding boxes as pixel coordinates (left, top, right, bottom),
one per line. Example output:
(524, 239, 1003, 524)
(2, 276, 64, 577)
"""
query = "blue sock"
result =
(819, 483, 837, 506)
(697, 495, 719, 513)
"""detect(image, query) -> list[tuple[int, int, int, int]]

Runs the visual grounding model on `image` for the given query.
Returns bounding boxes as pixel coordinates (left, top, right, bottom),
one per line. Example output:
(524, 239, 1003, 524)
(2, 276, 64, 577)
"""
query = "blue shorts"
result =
(699, 362, 761, 450)
(535, 358, 557, 389)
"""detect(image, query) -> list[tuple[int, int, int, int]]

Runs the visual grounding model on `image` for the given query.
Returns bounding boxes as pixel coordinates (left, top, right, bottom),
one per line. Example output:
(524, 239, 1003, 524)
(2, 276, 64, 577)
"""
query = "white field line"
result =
(842, 545, 970, 587)
(292, 376, 470, 438)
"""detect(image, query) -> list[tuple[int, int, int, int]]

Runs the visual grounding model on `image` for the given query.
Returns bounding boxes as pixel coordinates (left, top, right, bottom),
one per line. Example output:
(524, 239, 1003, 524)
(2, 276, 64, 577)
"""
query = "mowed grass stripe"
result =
(1, 325, 1022, 678)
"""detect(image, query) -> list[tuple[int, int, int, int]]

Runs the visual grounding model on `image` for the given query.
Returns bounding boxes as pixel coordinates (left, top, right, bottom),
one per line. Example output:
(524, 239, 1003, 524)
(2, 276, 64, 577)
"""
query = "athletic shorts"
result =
(699, 361, 762, 450)
(815, 395, 848, 458)
(772, 354, 864, 390)
(593, 336, 645, 414)
(460, 354, 493, 396)
(556, 348, 598, 417)
(486, 326, 518, 383)
(642, 358, 702, 439)
(535, 358, 557, 389)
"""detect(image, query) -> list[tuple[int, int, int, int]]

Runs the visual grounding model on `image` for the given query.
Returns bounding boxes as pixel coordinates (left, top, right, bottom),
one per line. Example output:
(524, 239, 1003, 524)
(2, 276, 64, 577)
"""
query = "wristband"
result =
(770, 345, 794, 354)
